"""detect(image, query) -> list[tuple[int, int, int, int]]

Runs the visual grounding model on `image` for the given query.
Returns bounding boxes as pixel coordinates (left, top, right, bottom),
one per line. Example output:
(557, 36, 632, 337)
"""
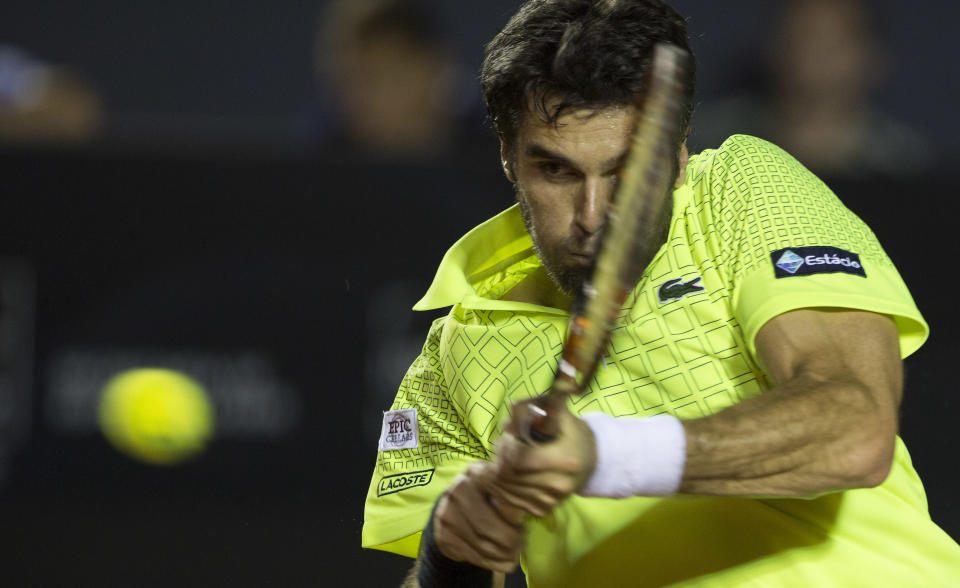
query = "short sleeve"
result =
(361, 316, 488, 557)
(702, 135, 928, 357)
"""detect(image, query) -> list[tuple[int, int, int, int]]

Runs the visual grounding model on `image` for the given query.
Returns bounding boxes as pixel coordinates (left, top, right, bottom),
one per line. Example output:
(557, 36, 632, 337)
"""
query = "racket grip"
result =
(525, 376, 576, 443)
(528, 400, 559, 443)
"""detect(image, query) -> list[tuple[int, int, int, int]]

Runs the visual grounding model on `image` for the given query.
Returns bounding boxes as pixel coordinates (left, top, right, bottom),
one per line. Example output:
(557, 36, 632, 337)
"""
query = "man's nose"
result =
(575, 176, 613, 236)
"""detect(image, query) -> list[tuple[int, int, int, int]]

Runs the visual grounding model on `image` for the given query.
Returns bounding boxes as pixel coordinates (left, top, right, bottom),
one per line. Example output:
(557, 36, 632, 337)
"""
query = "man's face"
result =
(504, 104, 682, 297)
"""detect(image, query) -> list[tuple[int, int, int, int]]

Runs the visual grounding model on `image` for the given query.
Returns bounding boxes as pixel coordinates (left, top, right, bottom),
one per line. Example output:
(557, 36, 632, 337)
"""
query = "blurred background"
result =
(1, 0, 957, 585)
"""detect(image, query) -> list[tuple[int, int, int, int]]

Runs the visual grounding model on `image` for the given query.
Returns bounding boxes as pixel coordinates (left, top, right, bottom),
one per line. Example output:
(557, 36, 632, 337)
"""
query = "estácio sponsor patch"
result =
(771, 246, 866, 279)
(378, 408, 418, 451)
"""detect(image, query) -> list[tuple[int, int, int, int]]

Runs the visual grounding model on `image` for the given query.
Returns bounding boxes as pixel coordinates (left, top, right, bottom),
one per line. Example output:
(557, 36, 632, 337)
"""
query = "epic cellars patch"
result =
(378, 409, 418, 451)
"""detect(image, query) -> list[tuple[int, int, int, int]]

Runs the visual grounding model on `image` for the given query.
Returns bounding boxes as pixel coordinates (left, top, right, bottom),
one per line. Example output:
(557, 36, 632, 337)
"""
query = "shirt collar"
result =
(414, 183, 693, 313)
(414, 205, 568, 314)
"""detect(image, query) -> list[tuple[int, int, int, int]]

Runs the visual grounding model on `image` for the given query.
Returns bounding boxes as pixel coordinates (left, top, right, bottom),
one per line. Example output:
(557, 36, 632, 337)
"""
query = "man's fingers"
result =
(488, 483, 550, 518)
(487, 478, 568, 517)
(439, 506, 521, 572)
(493, 442, 583, 494)
(468, 460, 546, 519)
(495, 432, 583, 477)
(435, 468, 524, 572)
(453, 474, 524, 548)
(466, 460, 541, 523)
(435, 524, 518, 574)
(487, 494, 526, 526)
(501, 471, 579, 498)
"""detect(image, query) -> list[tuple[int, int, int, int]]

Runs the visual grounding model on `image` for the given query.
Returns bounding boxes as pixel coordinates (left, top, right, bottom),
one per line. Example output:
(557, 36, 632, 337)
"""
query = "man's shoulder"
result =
(686, 134, 818, 198)
(688, 134, 788, 175)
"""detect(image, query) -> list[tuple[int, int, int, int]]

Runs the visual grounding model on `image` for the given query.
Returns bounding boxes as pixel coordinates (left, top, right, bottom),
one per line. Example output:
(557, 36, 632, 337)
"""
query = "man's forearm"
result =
(678, 309, 902, 497)
(680, 370, 896, 497)
(401, 560, 420, 588)
(402, 560, 504, 588)
(408, 466, 523, 587)
(416, 510, 495, 588)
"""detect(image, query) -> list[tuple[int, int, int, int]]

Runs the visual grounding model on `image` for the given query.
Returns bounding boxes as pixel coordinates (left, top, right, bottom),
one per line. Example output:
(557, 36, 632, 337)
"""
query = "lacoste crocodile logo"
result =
(657, 276, 705, 303)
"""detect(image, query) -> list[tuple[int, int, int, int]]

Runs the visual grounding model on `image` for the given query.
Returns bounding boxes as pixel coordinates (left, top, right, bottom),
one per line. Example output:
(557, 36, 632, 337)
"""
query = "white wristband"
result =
(578, 412, 687, 498)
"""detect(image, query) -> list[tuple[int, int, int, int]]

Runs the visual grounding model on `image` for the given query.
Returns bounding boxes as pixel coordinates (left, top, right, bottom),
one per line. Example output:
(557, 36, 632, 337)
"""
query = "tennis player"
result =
(363, 1, 960, 586)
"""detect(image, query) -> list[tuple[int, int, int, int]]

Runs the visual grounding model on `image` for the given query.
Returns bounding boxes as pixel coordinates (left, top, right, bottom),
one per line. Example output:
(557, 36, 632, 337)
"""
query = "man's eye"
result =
(539, 162, 572, 178)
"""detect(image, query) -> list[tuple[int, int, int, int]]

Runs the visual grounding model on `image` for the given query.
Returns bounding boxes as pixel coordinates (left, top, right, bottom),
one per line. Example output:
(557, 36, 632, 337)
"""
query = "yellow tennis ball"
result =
(98, 368, 214, 465)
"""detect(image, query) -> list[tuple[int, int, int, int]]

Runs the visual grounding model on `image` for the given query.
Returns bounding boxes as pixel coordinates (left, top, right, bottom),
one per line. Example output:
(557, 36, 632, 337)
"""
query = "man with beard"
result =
(362, 1, 960, 586)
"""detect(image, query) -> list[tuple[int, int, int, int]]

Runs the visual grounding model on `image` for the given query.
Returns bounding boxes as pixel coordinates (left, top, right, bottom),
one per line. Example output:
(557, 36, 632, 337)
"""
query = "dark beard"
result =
(515, 188, 589, 298)
(515, 183, 675, 299)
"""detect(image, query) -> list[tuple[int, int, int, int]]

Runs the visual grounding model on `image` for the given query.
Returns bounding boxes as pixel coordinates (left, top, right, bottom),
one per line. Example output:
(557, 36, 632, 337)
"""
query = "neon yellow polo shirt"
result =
(362, 135, 960, 585)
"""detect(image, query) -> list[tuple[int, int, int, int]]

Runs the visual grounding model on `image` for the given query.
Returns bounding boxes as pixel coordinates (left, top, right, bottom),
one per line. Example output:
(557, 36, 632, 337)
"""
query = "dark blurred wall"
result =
(1, 1, 957, 157)
(0, 1, 313, 117)
(0, 144, 510, 585)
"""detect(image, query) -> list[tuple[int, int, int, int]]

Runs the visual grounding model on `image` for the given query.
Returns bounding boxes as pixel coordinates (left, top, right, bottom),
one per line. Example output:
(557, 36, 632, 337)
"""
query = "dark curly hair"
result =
(481, 0, 695, 154)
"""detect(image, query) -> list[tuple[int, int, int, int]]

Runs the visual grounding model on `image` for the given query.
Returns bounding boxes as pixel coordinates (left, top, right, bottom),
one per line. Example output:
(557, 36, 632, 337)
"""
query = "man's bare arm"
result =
(681, 308, 902, 496)
(487, 308, 904, 513)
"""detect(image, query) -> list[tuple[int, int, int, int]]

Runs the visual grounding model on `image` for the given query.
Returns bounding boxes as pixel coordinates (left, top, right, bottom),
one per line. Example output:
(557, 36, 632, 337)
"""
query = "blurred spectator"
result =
(0, 46, 102, 144)
(692, 0, 931, 178)
(308, 0, 489, 160)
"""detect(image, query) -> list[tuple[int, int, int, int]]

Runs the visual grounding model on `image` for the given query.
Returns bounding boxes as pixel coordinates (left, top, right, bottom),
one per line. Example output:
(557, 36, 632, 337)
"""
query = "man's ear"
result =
(500, 141, 516, 183)
(674, 140, 690, 188)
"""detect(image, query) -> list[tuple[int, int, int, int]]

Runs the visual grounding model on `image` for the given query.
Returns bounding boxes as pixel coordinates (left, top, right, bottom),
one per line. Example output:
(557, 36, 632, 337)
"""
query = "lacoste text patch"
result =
(378, 408, 418, 451)
(377, 469, 435, 496)
(771, 246, 866, 279)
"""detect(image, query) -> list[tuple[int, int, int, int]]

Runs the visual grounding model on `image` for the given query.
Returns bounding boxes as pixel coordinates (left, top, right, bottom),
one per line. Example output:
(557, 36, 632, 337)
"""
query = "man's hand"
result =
(431, 462, 525, 574)
(487, 398, 598, 518)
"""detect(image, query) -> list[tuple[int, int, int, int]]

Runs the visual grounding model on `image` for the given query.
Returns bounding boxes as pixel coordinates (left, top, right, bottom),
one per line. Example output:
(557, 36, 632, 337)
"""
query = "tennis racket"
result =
(524, 43, 691, 442)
